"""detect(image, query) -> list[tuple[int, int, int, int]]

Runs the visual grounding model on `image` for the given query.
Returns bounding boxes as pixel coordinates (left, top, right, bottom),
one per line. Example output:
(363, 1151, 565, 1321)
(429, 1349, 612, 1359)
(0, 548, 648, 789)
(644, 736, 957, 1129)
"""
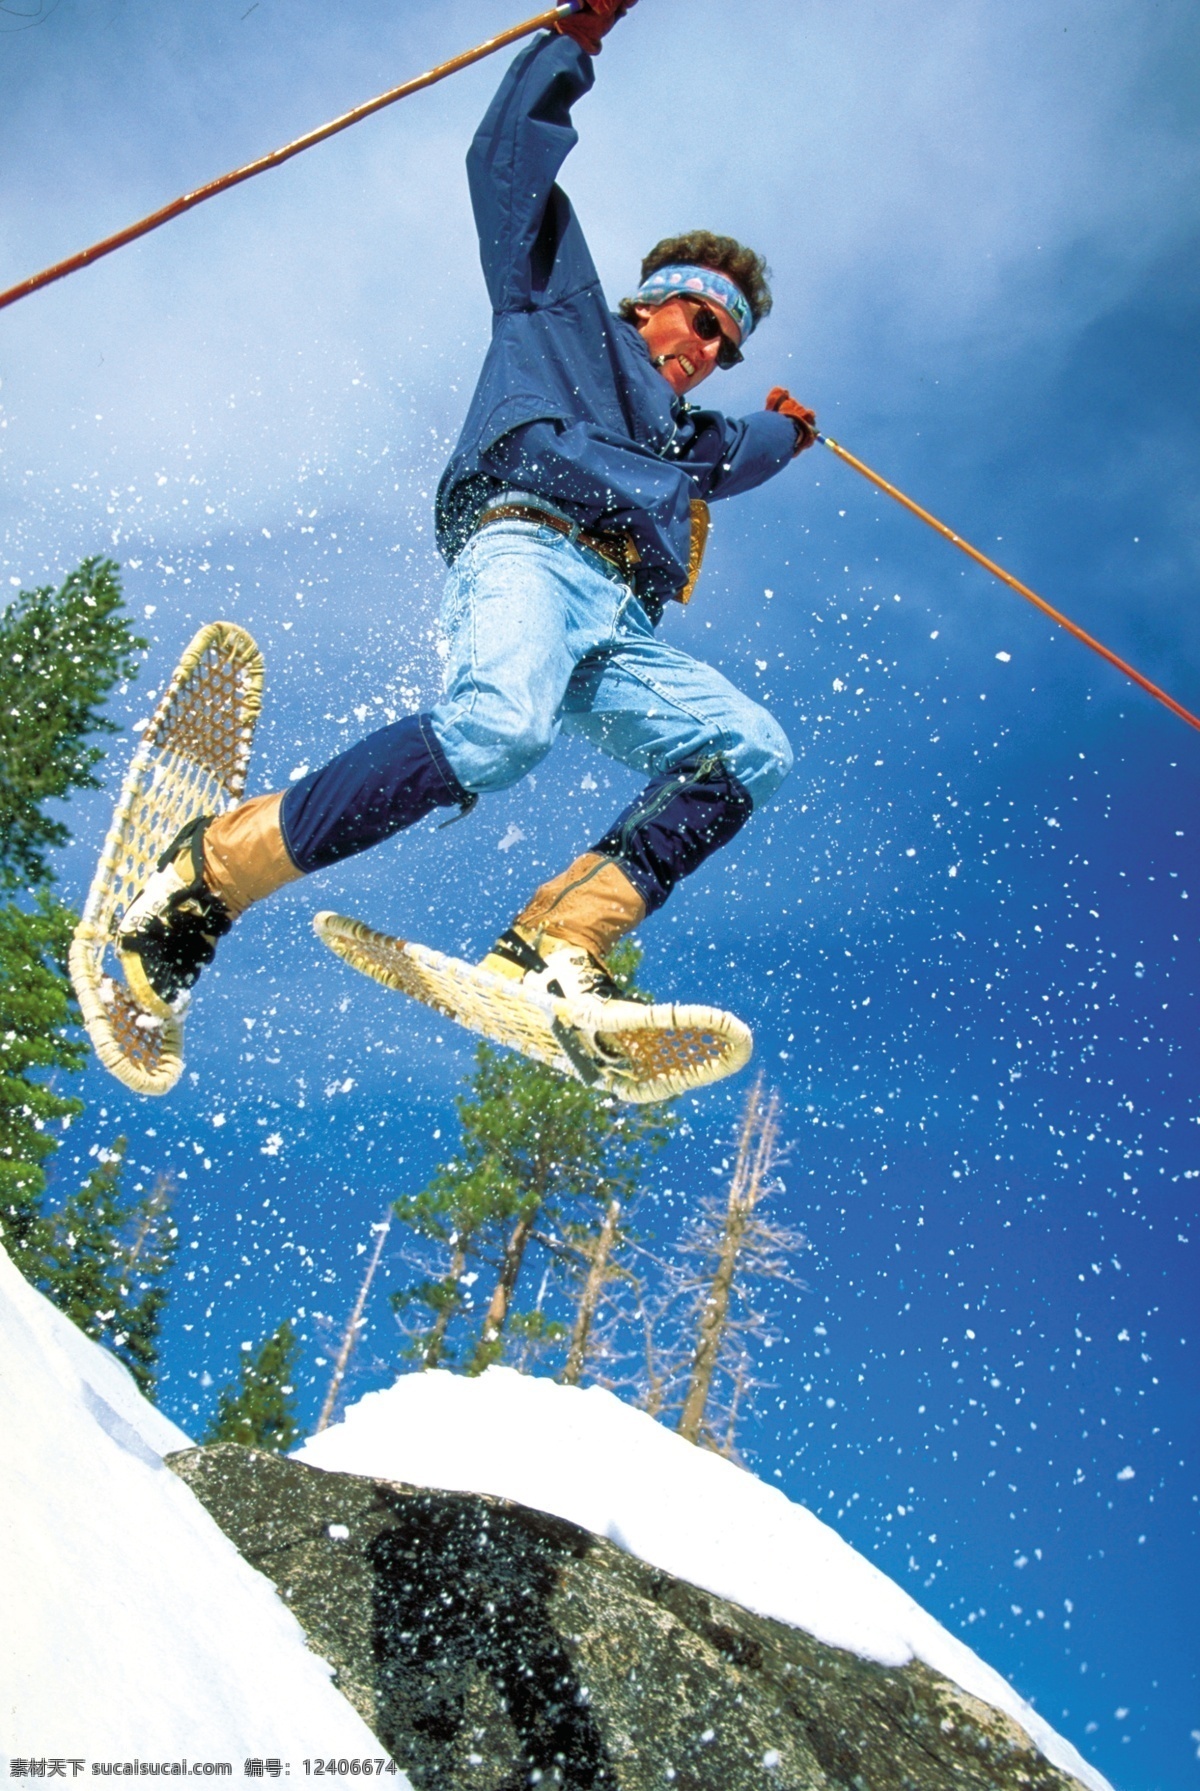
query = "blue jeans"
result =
(428, 520, 793, 808)
(280, 519, 791, 901)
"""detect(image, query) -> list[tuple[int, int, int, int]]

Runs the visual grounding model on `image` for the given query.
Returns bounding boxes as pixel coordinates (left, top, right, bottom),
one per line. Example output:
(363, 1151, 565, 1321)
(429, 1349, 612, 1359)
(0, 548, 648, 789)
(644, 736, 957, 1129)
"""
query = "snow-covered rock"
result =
(295, 1367, 1111, 1791)
(0, 1243, 409, 1779)
(0, 1234, 1110, 1791)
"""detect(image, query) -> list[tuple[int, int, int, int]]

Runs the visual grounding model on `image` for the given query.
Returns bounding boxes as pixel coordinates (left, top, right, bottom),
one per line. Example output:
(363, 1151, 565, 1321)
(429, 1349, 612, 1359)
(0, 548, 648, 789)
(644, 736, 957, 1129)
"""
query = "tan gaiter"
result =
(513, 852, 646, 962)
(201, 791, 304, 919)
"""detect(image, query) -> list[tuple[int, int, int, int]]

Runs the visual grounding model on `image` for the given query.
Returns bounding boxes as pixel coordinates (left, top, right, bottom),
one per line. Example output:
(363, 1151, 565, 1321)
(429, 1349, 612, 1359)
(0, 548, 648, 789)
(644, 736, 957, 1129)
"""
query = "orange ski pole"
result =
(818, 433, 1200, 736)
(0, 2, 578, 317)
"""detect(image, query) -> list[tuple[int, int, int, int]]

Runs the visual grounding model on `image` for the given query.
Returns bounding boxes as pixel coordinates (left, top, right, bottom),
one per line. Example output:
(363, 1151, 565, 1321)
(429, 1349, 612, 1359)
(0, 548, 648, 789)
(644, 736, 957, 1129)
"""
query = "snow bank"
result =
(0, 1244, 408, 1781)
(298, 1366, 1110, 1791)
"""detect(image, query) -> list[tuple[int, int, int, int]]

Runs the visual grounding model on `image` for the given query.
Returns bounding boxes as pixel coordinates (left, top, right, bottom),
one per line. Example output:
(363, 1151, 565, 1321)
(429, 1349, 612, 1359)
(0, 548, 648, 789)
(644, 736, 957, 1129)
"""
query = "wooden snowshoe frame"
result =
(314, 911, 753, 1104)
(69, 621, 264, 1096)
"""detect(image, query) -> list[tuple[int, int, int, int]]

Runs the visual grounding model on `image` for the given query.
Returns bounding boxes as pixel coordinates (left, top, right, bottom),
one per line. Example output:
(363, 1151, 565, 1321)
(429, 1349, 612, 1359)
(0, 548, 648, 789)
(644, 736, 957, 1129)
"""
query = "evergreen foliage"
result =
(0, 557, 144, 891)
(505, 1306, 569, 1373)
(390, 1172, 496, 1369)
(205, 1320, 303, 1452)
(0, 559, 143, 1280)
(41, 1146, 180, 1397)
(0, 895, 85, 1278)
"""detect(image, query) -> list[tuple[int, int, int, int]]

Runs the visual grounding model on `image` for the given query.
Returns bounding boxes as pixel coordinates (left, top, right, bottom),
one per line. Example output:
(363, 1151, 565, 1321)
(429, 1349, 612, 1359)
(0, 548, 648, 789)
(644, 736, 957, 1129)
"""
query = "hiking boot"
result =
(480, 928, 650, 1067)
(115, 816, 232, 1019)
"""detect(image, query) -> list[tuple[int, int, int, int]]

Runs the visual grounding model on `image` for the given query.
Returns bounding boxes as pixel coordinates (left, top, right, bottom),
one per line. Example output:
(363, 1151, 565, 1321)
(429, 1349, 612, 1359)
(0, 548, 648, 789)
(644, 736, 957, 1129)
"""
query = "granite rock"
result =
(168, 1443, 1091, 1791)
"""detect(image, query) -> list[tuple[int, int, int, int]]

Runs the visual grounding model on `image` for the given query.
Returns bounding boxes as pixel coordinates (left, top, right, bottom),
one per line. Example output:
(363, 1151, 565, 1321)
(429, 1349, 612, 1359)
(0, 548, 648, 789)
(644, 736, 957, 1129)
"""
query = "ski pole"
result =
(0, 2, 580, 317)
(818, 432, 1200, 736)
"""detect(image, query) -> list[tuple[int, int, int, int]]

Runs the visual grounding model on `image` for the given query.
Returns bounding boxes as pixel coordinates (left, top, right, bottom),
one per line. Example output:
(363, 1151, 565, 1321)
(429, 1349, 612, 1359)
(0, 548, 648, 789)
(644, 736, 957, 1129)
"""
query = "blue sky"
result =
(2, 0, 1198, 1782)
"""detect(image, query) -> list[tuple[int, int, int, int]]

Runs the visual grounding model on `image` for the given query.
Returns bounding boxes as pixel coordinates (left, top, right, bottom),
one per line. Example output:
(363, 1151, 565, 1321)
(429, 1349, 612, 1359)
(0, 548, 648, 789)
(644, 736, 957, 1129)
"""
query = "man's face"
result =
(634, 295, 743, 396)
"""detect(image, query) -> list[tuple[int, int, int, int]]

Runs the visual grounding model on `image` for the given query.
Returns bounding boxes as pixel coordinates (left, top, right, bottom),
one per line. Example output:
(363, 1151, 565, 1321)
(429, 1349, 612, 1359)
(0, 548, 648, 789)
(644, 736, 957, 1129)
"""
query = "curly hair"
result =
(617, 229, 774, 330)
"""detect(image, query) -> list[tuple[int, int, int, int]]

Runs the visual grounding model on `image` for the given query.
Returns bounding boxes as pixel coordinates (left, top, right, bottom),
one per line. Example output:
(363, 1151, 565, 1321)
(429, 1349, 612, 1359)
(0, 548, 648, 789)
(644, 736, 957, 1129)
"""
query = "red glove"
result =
(765, 386, 817, 454)
(555, 0, 638, 56)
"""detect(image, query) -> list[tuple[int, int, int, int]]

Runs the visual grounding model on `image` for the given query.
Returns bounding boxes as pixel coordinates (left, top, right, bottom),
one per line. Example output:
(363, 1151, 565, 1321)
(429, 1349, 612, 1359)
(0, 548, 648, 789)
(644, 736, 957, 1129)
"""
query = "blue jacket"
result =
(435, 30, 799, 618)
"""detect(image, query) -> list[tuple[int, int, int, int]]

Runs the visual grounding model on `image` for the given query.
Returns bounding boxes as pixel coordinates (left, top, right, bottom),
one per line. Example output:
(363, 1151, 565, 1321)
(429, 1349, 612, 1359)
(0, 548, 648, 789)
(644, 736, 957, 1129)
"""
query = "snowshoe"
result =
(69, 621, 264, 1095)
(313, 910, 753, 1104)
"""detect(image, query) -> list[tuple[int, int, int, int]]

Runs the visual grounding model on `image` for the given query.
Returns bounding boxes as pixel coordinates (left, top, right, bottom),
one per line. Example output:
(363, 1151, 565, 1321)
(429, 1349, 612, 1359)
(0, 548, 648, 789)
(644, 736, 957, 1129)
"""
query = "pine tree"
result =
(314, 1220, 391, 1433)
(506, 1306, 568, 1372)
(570, 1236, 686, 1417)
(0, 896, 85, 1278)
(41, 1148, 180, 1396)
(205, 1320, 302, 1452)
(0, 559, 143, 1276)
(675, 1077, 807, 1453)
(388, 943, 675, 1376)
(0, 558, 145, 891)
(389, 1169, 497, 1368)
(462, 1046, 672, 1377)
(560, 1195, 624, 1386)
(401, 1040, 615, 1377)
(116, 1173, 180, 1397)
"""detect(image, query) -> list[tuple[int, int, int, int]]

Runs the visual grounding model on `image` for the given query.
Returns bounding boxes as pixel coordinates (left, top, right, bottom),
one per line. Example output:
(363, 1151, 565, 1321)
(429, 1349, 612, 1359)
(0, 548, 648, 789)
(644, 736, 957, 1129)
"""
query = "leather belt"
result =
(475, 503, 639, 578)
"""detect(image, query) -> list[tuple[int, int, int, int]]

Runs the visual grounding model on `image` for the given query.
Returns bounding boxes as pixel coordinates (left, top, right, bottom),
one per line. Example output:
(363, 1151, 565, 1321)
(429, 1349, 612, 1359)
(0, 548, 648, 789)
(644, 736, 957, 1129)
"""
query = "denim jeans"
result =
(428, 520, 793, 809)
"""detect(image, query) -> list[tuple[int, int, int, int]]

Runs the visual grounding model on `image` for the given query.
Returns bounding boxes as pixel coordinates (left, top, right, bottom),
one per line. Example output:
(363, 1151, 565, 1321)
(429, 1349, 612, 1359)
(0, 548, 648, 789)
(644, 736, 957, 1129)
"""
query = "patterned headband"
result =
(634, 264, 754, 342)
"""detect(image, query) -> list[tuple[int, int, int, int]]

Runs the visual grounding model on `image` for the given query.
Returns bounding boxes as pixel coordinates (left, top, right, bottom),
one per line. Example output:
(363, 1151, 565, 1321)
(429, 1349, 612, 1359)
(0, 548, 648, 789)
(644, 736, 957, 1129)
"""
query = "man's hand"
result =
(765, 386, 817, 454)
(555, 0, 638, 57)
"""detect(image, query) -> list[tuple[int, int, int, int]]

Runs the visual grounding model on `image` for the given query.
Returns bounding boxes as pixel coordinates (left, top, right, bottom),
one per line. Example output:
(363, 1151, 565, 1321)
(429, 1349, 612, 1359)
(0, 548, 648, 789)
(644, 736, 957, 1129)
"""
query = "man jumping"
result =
(117, 0, 817, 1045)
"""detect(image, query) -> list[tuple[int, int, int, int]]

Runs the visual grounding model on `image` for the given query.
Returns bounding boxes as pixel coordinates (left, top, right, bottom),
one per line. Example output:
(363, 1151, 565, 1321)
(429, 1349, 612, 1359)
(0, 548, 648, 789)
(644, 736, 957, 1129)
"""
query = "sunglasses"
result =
(683, 298, 744, 369)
